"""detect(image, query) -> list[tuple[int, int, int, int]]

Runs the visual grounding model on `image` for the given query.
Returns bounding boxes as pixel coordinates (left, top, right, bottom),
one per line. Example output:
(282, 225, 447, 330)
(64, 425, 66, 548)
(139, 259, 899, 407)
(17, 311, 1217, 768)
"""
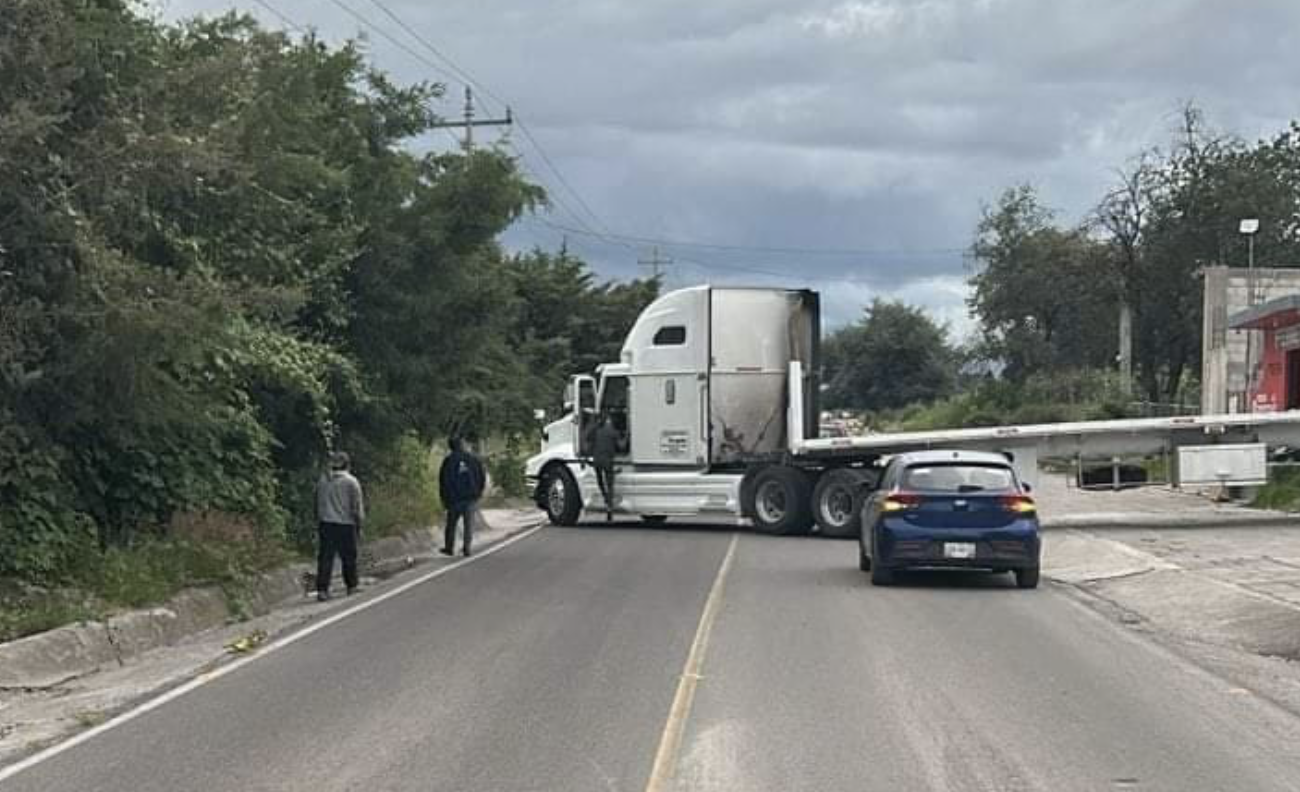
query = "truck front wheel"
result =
(747, 466, 814, 536)
(542, 465, 582, 526)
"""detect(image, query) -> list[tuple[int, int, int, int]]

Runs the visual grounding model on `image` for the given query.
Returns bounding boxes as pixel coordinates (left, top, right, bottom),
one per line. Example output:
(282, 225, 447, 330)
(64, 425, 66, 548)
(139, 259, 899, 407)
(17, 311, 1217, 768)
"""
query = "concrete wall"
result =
(1201, 267, 1300, 414)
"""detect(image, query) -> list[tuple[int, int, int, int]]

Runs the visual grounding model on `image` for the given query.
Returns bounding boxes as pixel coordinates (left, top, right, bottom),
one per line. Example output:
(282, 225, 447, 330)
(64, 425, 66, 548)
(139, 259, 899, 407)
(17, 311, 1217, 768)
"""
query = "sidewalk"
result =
(1033, 472, 1297, 529)
(0, 508, 542, 767)
(1044, 524, 1300, 715)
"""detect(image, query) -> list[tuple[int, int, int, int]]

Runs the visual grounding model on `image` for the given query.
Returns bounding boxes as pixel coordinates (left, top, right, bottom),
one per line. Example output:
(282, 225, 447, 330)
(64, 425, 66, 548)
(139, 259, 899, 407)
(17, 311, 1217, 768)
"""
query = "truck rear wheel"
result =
(747, 466, 813, 536)
(542, 465, 582, 526)
(813, 468, 870, 539)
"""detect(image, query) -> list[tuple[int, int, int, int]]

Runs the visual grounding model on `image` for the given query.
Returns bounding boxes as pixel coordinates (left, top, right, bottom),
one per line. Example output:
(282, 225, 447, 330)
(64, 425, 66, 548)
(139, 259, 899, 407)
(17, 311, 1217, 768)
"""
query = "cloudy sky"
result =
(155, 0, 1300, 336)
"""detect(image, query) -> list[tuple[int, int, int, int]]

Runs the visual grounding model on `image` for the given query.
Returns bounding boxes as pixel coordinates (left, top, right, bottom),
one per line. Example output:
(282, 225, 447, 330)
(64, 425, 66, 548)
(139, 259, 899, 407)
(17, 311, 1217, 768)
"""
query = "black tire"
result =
(858, 541, 872, 572)
(813, 469, 870, 539)
(1015, 567, 1040, 589)
(641, 515, 668, 525)
(746, 466, 814, 536)
(541, 465, 582, 526)
(870, 564, 894, 586)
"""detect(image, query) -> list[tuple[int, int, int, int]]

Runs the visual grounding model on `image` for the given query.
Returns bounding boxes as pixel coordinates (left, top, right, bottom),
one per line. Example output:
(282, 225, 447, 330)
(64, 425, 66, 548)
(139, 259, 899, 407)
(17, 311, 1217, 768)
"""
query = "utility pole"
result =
(638, 246, 674, 280)
(430, 86, 512, 151)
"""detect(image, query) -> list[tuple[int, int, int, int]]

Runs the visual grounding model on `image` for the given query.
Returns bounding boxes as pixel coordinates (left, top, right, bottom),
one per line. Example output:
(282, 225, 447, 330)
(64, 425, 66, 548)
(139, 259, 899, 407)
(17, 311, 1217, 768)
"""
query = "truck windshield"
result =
(903, 464, 1015, 493)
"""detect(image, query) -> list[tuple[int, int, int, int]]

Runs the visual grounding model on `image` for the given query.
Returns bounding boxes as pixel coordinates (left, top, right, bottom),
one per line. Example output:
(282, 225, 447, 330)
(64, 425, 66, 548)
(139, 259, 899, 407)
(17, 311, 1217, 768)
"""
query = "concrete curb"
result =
(1041, 509, 1300, 531)
(0, 520, 510, 691)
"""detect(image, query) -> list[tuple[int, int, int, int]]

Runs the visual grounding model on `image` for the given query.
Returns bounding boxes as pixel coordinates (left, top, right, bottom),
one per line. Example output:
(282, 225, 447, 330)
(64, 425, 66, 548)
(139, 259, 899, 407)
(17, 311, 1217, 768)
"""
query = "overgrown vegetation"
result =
(864, 370, 1133, 432)
(1251, 468, 1300, 512)
(0, 0, 656, 636)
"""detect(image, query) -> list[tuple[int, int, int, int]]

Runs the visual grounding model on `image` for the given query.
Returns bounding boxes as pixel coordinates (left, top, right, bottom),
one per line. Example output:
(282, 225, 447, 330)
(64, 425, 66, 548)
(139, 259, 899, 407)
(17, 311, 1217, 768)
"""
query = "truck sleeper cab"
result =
(526, 285, 868, 535)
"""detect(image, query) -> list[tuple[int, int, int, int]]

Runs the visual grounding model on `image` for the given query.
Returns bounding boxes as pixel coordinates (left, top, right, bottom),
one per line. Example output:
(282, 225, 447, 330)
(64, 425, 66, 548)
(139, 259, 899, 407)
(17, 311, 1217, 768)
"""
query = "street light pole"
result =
(1240, 219, 1261, 411)
(1241, 218, 1260, 304)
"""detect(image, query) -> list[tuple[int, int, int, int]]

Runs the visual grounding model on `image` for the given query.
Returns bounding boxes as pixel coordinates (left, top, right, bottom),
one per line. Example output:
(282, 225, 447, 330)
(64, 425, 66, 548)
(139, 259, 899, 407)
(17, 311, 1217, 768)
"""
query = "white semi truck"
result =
(525, 285, 1300, 536)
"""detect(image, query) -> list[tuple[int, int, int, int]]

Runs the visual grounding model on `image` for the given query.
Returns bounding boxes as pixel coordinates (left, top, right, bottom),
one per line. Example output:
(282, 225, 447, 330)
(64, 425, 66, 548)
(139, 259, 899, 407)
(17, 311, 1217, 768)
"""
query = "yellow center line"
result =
(644, 532, 740, 792)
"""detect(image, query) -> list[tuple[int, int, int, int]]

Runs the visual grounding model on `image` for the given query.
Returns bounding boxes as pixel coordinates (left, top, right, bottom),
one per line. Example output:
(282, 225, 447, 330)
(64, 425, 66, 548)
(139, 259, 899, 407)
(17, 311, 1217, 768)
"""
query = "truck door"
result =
(572, 375, 597, 457)
(598, 374, 632, 459)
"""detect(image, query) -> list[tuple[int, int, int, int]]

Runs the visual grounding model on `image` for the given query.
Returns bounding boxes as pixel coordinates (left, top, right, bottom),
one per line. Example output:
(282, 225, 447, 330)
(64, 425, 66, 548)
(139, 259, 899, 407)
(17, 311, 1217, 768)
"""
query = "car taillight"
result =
(1000, 495, 1036, 513)
(882, 492, 923, 512)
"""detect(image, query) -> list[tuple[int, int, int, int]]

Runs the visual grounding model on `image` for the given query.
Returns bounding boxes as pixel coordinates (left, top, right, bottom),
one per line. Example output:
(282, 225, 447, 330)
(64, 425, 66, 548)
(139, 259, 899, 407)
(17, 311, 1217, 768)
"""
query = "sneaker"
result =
(346, 587, 358, 597)
(316, 591, 331, 603)
(463, 548, 473, 557)
(439, 548, 455, 557)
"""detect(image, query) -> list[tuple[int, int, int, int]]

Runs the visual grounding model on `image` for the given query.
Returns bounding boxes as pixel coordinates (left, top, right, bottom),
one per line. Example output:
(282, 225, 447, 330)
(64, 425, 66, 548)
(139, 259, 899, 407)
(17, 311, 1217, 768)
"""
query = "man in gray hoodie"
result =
(315, 451, 366, 601)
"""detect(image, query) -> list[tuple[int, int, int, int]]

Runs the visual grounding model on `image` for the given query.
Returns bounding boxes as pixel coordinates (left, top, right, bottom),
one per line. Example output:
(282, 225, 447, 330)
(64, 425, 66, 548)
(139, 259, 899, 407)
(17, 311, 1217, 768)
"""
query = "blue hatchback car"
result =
(859, 450, 1041, 588)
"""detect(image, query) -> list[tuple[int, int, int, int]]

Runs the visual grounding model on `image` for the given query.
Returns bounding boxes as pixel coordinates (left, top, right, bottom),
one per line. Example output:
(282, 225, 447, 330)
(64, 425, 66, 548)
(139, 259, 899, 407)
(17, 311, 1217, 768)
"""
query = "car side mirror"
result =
(1022, 482, 1033, 493)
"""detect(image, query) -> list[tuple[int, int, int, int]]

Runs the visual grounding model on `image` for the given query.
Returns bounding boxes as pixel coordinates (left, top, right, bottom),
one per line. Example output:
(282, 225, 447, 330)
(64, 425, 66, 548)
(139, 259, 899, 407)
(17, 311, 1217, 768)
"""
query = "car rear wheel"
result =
(870, 564, 894, 586)
(1015, 567, 1040, 589)
(747, 466, 814, 536)
(542, 466, 582, 526)
(641, 515, 668, 525)
(813, 468, 871, 539)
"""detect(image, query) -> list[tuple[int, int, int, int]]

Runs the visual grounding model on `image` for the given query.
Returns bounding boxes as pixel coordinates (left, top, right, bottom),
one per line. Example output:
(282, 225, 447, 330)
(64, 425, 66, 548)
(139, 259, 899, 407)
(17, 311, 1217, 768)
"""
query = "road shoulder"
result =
(0, 508, 543, 770)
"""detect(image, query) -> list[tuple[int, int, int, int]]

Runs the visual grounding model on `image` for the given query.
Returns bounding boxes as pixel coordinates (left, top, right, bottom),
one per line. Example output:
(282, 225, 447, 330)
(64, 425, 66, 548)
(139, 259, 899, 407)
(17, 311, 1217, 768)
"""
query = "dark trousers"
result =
(444, 504, 475, 554)
(596, 463, 616, 511)
(317, 522, 358, 593)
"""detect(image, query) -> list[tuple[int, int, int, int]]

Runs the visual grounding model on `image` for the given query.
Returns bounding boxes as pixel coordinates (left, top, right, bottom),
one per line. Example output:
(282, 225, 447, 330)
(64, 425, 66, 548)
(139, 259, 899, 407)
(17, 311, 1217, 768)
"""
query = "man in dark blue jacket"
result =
(439, 437, 487, 557)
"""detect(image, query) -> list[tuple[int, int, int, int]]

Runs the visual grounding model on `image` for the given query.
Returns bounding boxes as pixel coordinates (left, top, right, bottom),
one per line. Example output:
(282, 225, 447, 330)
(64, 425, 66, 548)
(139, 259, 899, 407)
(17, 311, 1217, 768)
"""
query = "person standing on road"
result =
(440, 437, 486, 557)
(315, 451, 365, 602)
(591, 414, 623, 522)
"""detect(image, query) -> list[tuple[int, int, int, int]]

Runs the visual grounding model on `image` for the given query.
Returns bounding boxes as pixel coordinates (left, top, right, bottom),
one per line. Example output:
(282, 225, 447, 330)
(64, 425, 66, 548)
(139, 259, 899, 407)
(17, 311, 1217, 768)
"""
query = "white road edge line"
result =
(644, 532, 739, 792)
(0, 522, 547, 784)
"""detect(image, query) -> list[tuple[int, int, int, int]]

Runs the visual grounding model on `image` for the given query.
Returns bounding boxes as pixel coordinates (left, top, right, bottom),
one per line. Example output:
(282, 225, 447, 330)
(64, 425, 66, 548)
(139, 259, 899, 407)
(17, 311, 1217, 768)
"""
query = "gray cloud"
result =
(156, 0, 1300, 326)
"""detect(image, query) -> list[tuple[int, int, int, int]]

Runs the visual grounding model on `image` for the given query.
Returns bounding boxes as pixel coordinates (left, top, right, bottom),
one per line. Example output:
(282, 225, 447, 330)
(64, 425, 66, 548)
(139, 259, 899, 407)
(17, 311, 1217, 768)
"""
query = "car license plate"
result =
(943, 542, 976, 560)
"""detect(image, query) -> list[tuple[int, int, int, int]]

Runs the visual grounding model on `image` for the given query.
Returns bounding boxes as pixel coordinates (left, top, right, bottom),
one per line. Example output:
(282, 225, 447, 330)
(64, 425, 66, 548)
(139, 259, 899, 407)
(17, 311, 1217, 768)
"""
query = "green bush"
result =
(889, 368, 1136, 432)
(0, 584, 99, 643)
(485, 434, 530, 500)
(71, 536, 293, 610)
(0, 424, 99, 582)
(1252, 468, 1300, 511)
(487, 453, 529, 499)
(363, 434, 440, 538)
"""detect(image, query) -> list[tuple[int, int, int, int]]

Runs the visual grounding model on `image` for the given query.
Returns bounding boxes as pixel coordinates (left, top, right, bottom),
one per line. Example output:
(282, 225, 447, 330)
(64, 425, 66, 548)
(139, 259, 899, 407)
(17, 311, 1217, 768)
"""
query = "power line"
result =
(250, 0, 304, 32)
(355, 0, 616, 237)
(323, 0, 461, 85)
(366, 0, 506, 107)
(533, 219, 967, 258)
(250, 0, 463, 146)
(512, 120, 613, 236)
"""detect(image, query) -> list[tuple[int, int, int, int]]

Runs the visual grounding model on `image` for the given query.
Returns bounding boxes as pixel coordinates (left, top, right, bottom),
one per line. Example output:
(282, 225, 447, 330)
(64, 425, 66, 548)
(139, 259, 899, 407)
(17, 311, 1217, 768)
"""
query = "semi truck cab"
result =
(526, 285, 829, 530)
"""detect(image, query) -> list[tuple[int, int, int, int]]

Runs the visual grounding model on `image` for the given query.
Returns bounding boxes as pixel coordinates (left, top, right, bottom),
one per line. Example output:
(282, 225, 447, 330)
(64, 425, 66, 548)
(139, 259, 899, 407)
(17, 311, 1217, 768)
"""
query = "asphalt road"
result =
(7, 523, 1300, 792)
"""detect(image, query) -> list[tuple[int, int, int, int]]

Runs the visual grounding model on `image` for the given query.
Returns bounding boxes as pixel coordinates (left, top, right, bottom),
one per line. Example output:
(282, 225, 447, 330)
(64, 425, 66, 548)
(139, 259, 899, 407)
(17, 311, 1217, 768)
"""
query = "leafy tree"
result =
(968, 186, 1118, 381)
(0, 1, 582, 582)
(823, 299, 954, 411)
(1134, 106, 1300, 401)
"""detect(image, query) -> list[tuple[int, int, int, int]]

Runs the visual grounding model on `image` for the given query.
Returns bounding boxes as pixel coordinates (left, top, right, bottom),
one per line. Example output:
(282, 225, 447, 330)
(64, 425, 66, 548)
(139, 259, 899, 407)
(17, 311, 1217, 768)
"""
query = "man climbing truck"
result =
(525, 285, 1300, 536)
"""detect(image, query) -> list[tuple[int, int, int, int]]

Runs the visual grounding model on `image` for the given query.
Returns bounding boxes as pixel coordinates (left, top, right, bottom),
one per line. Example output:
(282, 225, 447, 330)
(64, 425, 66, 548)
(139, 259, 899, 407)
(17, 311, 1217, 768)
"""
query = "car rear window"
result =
(902, 464, 1015, 493)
